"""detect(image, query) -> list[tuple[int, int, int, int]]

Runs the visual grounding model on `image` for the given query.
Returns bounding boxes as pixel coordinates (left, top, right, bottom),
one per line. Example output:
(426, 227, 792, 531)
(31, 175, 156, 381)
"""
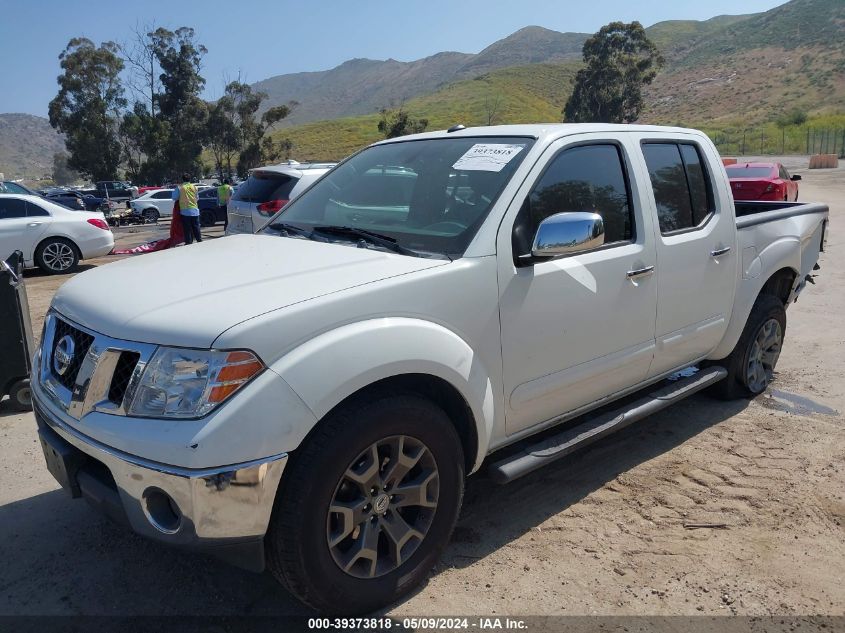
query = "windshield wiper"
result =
(268, 222, 315, 239)
(312, 225, 424, 258)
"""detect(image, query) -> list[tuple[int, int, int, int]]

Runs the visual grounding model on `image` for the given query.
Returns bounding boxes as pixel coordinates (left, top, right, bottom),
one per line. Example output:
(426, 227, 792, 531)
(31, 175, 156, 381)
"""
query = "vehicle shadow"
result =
(0, 398, 32, 419)
(22, 264, 97, 279)
(0, 488, 311, 616)
(442, 395, 749, 570)
(0, 394, 748, 616)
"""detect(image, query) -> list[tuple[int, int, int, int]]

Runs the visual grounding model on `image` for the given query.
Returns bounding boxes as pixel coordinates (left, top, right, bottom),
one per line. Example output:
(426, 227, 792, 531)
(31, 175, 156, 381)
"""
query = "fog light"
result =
(142, 487, 182, 534)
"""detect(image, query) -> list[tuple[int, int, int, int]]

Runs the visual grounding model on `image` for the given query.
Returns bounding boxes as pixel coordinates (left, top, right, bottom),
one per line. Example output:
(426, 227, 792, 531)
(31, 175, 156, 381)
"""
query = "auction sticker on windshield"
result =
(452, 143, 525, 172)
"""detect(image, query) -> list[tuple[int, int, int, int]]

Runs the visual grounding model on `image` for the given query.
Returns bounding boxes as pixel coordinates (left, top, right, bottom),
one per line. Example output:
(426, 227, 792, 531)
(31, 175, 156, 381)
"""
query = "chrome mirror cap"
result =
(531, 212, 605, 258)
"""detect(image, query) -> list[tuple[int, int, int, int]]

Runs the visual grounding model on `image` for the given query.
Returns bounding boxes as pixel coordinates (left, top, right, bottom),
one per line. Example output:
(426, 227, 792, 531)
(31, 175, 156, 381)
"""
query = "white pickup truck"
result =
(32, 124, 827, 614)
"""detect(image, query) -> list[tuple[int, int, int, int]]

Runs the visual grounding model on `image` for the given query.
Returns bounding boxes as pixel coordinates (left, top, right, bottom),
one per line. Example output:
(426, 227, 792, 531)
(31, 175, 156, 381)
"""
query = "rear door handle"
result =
(626, 265, 655, 279)
(711, 246, 732, 257)
(28, 222, 43, 227)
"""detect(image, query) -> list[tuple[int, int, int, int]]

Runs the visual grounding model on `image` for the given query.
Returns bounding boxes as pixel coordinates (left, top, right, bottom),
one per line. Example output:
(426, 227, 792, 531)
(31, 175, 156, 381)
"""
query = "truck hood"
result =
(52, 234, 447, 348)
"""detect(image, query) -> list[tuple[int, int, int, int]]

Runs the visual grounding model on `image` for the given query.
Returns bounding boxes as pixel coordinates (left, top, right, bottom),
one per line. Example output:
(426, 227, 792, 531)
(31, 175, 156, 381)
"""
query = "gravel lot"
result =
(1, 163, 842, 618)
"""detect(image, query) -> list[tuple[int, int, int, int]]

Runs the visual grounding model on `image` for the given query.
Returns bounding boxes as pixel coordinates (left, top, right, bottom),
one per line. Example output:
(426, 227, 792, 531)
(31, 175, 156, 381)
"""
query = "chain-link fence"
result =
(707, 126, 845, 157)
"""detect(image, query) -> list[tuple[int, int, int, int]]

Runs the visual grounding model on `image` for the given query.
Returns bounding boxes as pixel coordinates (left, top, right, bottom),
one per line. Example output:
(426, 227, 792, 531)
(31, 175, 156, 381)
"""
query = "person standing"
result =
(172, 173, 201, 245)
(217, 178, 233, 230)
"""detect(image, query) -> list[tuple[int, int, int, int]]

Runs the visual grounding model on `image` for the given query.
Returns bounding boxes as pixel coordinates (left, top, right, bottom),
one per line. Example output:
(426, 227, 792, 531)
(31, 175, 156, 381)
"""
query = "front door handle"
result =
(626, 265, 655, 279)
(711, 246, 732, 257)
(28, 222, 43, 227)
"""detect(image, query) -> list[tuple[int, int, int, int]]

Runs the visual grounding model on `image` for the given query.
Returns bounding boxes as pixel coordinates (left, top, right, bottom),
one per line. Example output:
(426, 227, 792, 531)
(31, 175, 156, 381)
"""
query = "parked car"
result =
(1, 180, 39, 196)
(130, 187, 215, 223)
(0, 194, 113, 274)
(42, 188, 112, 213)
(95, 180, 137, 204)
(726, 162, 800, 201)
(226, 162, 335, 235)
(198, 187, 227, 226)
(128, 189, 175, 222)
(30, 125, 827, 613)
(136, 185, 164, 196)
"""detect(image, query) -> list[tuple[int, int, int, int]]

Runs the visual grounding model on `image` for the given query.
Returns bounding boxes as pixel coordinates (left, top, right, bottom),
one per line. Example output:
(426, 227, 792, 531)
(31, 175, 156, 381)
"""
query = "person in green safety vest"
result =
(171, 173, 201, 245)
(217, 178, 233, 230)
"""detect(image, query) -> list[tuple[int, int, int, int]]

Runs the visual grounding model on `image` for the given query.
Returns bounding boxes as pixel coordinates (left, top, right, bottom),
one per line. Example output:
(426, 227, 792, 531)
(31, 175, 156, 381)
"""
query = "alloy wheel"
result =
(326, 435, 440, 579)
(42, 242, 75, 271)
(746, 318, 782, 393)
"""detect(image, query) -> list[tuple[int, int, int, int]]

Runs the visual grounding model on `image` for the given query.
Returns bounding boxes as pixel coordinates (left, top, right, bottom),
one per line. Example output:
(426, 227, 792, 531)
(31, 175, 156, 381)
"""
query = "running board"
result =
(488, 366, 728, 484)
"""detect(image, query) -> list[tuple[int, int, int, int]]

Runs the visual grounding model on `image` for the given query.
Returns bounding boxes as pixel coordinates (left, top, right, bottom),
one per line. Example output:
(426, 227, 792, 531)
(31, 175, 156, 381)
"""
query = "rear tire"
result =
(35, 237, 79, 274)
(709, 294, 786, 400)
(265, 392, 465, 614)
(142, 208, 159, 223)
(200, 210, 215, 227)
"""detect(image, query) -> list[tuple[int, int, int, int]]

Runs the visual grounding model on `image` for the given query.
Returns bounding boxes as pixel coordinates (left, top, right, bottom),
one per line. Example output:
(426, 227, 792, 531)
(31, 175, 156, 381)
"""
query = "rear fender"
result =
(268, 317, 496, 472)
(710, 236, 799, 359)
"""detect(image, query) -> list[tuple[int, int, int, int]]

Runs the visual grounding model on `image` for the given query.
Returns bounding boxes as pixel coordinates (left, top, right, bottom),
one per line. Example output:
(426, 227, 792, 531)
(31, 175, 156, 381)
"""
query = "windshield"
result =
(726, 166, 775, 179)
(260, 136, 535, 258)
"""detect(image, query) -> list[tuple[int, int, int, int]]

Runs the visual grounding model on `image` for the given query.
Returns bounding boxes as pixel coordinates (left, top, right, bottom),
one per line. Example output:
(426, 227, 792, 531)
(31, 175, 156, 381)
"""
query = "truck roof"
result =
(372, 123, 706, 147)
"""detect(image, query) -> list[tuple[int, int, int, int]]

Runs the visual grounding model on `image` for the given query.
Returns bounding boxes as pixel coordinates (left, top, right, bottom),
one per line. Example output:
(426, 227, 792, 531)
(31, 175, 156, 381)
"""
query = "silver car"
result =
(226, 162, 335, 235)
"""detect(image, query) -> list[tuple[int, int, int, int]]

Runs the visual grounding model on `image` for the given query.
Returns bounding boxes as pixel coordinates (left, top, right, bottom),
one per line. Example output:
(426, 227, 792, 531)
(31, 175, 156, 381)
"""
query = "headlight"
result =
(128, 347, 264, 419)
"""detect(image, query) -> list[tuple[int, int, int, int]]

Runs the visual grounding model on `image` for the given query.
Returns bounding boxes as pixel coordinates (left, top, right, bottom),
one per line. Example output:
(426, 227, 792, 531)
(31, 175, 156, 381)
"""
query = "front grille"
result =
(108, 351, 140, 405)
(50, 319, 95, 390)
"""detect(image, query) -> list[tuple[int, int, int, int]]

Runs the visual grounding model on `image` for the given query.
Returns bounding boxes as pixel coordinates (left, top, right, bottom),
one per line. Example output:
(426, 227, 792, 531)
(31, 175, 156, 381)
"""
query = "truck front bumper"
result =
(33, 393, 287, 572)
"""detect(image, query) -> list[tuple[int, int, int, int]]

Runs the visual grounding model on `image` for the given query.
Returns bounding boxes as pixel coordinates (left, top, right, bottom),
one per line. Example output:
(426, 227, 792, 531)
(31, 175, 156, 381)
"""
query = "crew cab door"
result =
(634, 135, 738, 377)
(497, 135, 658, 435)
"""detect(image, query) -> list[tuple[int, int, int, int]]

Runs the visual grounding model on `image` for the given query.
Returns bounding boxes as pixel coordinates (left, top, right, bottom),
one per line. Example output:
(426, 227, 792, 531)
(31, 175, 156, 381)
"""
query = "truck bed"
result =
(734, 200, 829, 229)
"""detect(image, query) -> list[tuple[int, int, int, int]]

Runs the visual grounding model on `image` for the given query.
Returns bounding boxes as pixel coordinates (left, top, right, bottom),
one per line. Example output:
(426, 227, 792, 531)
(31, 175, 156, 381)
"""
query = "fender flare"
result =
(268, 317, 496, 472)
(710, 236, 799, 360)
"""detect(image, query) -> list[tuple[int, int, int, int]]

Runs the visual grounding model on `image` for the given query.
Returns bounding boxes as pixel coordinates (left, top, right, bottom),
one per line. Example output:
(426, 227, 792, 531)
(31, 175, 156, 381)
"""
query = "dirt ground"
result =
(0, 162, 843, 618)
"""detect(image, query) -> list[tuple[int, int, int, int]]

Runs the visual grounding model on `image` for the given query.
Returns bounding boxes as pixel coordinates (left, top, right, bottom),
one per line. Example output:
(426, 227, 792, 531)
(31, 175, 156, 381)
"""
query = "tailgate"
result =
(226, 199, 255, 234)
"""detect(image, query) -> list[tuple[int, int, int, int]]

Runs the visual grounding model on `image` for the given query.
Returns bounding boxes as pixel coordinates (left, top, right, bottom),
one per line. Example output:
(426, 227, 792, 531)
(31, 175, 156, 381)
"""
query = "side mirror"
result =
(531, 212, 605, 258)
(791, 174, 802, 181)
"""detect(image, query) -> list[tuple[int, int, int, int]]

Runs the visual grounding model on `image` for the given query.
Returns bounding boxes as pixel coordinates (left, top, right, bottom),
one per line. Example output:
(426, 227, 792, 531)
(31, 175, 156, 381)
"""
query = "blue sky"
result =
(0, 0, 784, 117)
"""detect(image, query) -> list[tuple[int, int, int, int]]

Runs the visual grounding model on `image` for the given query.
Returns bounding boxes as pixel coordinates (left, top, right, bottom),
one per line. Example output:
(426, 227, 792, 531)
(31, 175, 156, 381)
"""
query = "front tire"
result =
(6, 379, 32, 412)
(35, 238, 79, 274)
(142, 208, 159, 223)
(266, 392, 465, 614)
(710, 294, 786, 399)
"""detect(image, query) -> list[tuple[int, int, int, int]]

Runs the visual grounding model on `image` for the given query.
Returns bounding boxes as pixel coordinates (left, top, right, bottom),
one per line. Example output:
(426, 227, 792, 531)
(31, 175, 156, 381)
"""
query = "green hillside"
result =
(676, 0, 845, 66)
(645, 14, 754, 58)
(275, 62, 580, 161)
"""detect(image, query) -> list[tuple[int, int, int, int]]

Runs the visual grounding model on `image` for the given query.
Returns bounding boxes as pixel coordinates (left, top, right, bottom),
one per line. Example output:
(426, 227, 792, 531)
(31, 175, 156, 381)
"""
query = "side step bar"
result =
(488, 366, 727, 484)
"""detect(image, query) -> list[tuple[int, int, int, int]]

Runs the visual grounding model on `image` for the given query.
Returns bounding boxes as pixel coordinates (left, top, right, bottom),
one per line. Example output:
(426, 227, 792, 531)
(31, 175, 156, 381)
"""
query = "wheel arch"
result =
(268, 317, 497, 473)
(760, 266, 797, 306)
(34, 234, 81, 258)
(710, 263, 798, 360)
(297, 374, 479, 475)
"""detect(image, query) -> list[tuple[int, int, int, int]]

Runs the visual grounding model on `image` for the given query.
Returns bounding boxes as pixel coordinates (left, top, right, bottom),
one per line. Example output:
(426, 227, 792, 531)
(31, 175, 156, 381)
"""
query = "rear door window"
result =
(233, 172, 297, 203)
(0, 198, 27, 219)
(26, 201, 50, 217)
(642, 142, 714, 234)
(151, 191, 172, 199)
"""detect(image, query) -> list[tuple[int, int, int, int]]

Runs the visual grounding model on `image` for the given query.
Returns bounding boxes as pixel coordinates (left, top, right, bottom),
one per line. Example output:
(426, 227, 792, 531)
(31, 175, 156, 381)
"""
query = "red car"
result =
(136, 185, 163, 196)
(725, 162, 801, 202)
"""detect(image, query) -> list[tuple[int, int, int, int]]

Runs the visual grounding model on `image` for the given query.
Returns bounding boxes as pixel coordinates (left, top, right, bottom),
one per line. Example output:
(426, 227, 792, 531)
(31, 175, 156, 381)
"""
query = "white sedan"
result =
(129, 188, 175, 222)
(0, 194, 114, 274)
(129, 186, 213, 222)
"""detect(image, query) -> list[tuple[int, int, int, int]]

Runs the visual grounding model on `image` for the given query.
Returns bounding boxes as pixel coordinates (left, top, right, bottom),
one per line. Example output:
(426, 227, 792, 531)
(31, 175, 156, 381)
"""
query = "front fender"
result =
(268, 317, 496, 472)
